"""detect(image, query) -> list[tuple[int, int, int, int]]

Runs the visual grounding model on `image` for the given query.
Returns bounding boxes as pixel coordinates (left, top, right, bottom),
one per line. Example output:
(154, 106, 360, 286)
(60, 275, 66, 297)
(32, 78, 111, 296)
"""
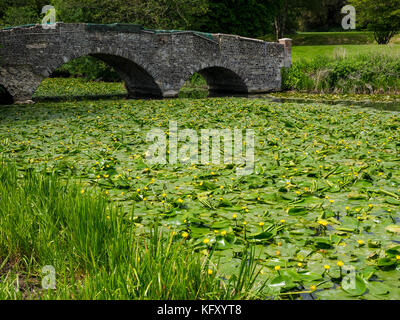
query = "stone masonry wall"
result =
(0, 23, 291, 103)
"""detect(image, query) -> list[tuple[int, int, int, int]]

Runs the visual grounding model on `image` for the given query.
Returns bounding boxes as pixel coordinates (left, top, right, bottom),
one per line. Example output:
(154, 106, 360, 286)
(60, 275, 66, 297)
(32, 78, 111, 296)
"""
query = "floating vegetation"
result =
(1, 80, 399, 299)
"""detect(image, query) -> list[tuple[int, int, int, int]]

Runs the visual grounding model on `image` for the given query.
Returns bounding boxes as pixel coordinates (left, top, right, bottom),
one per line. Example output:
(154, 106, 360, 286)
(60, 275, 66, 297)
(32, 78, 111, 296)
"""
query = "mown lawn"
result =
(1, 79, 399, 299)
(292, 44, 400, 62)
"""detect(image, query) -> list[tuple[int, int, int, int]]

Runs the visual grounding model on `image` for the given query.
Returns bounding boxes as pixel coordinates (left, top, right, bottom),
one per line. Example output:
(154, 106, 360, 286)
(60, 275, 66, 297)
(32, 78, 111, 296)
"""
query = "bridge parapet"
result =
(279, 38, 292, 68)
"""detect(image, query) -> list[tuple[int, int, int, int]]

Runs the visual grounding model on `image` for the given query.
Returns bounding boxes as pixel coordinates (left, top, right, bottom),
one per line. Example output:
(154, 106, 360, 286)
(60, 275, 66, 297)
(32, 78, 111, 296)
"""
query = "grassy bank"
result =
(291, 44, 400, 62)
(284, 46, 400, 94)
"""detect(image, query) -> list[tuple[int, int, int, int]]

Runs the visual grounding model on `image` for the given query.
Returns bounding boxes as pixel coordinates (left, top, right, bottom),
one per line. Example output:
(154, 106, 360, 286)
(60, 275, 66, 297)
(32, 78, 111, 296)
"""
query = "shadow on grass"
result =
(33, 93, 129, 103)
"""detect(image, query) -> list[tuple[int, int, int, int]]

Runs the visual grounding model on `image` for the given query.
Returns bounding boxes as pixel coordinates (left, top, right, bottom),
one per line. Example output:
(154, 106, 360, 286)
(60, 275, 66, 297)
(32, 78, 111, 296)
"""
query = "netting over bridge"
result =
(2, 22, 215, 41)
(86, 23, 215, 40)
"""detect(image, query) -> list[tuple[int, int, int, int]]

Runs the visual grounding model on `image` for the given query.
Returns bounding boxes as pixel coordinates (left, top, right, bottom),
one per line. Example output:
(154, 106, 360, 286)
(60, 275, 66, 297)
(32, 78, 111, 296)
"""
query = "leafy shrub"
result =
(0, 6, 39, 27)
(282, 53, 400, 94)
(53, 56, 120, 82)
(282, 64, 313, 91)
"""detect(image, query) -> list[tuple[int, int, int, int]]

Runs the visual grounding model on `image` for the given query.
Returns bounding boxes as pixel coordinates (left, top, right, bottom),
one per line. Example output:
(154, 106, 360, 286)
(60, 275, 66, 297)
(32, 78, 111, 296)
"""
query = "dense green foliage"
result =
(349, 0, 400, 44)
(0, 0, 46, 26)
(196, 0, 346, 39)
(283, 46, 400, 93)
(51, 0, 208, 30)
(0, 0, 209, 30)
(53, 56, 120, 82)
(298, 0, 347, 32)
(271, 0, 321, 40)
(195, 0, 274, 37)
(1, 0, 383, 39)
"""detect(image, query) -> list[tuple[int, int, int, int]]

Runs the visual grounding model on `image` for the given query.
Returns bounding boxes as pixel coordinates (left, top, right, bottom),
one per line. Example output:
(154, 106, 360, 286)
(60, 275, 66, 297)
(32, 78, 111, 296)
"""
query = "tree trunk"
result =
(274, 0, 288, 41)
(374, 30, 395, 45)
(274, 17, 283, 41)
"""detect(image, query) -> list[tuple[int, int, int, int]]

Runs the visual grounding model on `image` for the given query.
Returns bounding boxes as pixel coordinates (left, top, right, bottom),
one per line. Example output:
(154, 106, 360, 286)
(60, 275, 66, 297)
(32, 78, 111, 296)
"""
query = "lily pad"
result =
(341, 276, 367, 296)
(287, 206, 308, 216)
(385, 225, 400, 234)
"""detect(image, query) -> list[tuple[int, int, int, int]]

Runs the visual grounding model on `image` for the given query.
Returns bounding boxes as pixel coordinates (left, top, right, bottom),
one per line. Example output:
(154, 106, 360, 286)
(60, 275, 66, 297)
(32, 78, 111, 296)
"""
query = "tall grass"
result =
(283, 51, 400, 94)
(0, 162, 265, 300)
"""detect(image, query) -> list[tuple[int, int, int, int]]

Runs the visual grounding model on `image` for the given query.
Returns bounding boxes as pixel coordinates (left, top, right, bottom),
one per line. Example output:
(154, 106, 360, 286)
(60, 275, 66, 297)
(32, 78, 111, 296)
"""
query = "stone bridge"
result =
(0, 23, 292, 104)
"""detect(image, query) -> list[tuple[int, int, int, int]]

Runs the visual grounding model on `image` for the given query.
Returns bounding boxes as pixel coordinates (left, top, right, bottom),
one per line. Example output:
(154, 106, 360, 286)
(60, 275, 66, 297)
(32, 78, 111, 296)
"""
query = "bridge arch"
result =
(90, 53, 162, 98)
(180, 65, 248, 97)
(0, 51, 163, 103)
(198, 66, 248, 95)
(0, 84, 13, 105)
(41, 52, 162, 99)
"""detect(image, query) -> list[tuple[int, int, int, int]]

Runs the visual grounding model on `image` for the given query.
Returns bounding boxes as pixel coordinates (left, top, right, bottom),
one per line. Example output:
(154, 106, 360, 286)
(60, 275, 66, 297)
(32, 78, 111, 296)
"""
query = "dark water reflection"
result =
(3, 86, 399, 112)
(179, 88, 400, 112)
(260, 96, 400, 112)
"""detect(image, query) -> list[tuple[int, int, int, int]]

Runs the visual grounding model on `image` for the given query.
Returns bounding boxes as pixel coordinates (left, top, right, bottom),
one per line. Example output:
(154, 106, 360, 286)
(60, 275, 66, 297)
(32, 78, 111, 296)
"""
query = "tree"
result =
(0, 0, 48, 27)
(349, 0, 400, 44)
(0, 0, 208, 30)
(195, 0, 275, 38)
(298, 0, 347, 32)
(51, 0, 208, 30)
(271, 0, 321, 40)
